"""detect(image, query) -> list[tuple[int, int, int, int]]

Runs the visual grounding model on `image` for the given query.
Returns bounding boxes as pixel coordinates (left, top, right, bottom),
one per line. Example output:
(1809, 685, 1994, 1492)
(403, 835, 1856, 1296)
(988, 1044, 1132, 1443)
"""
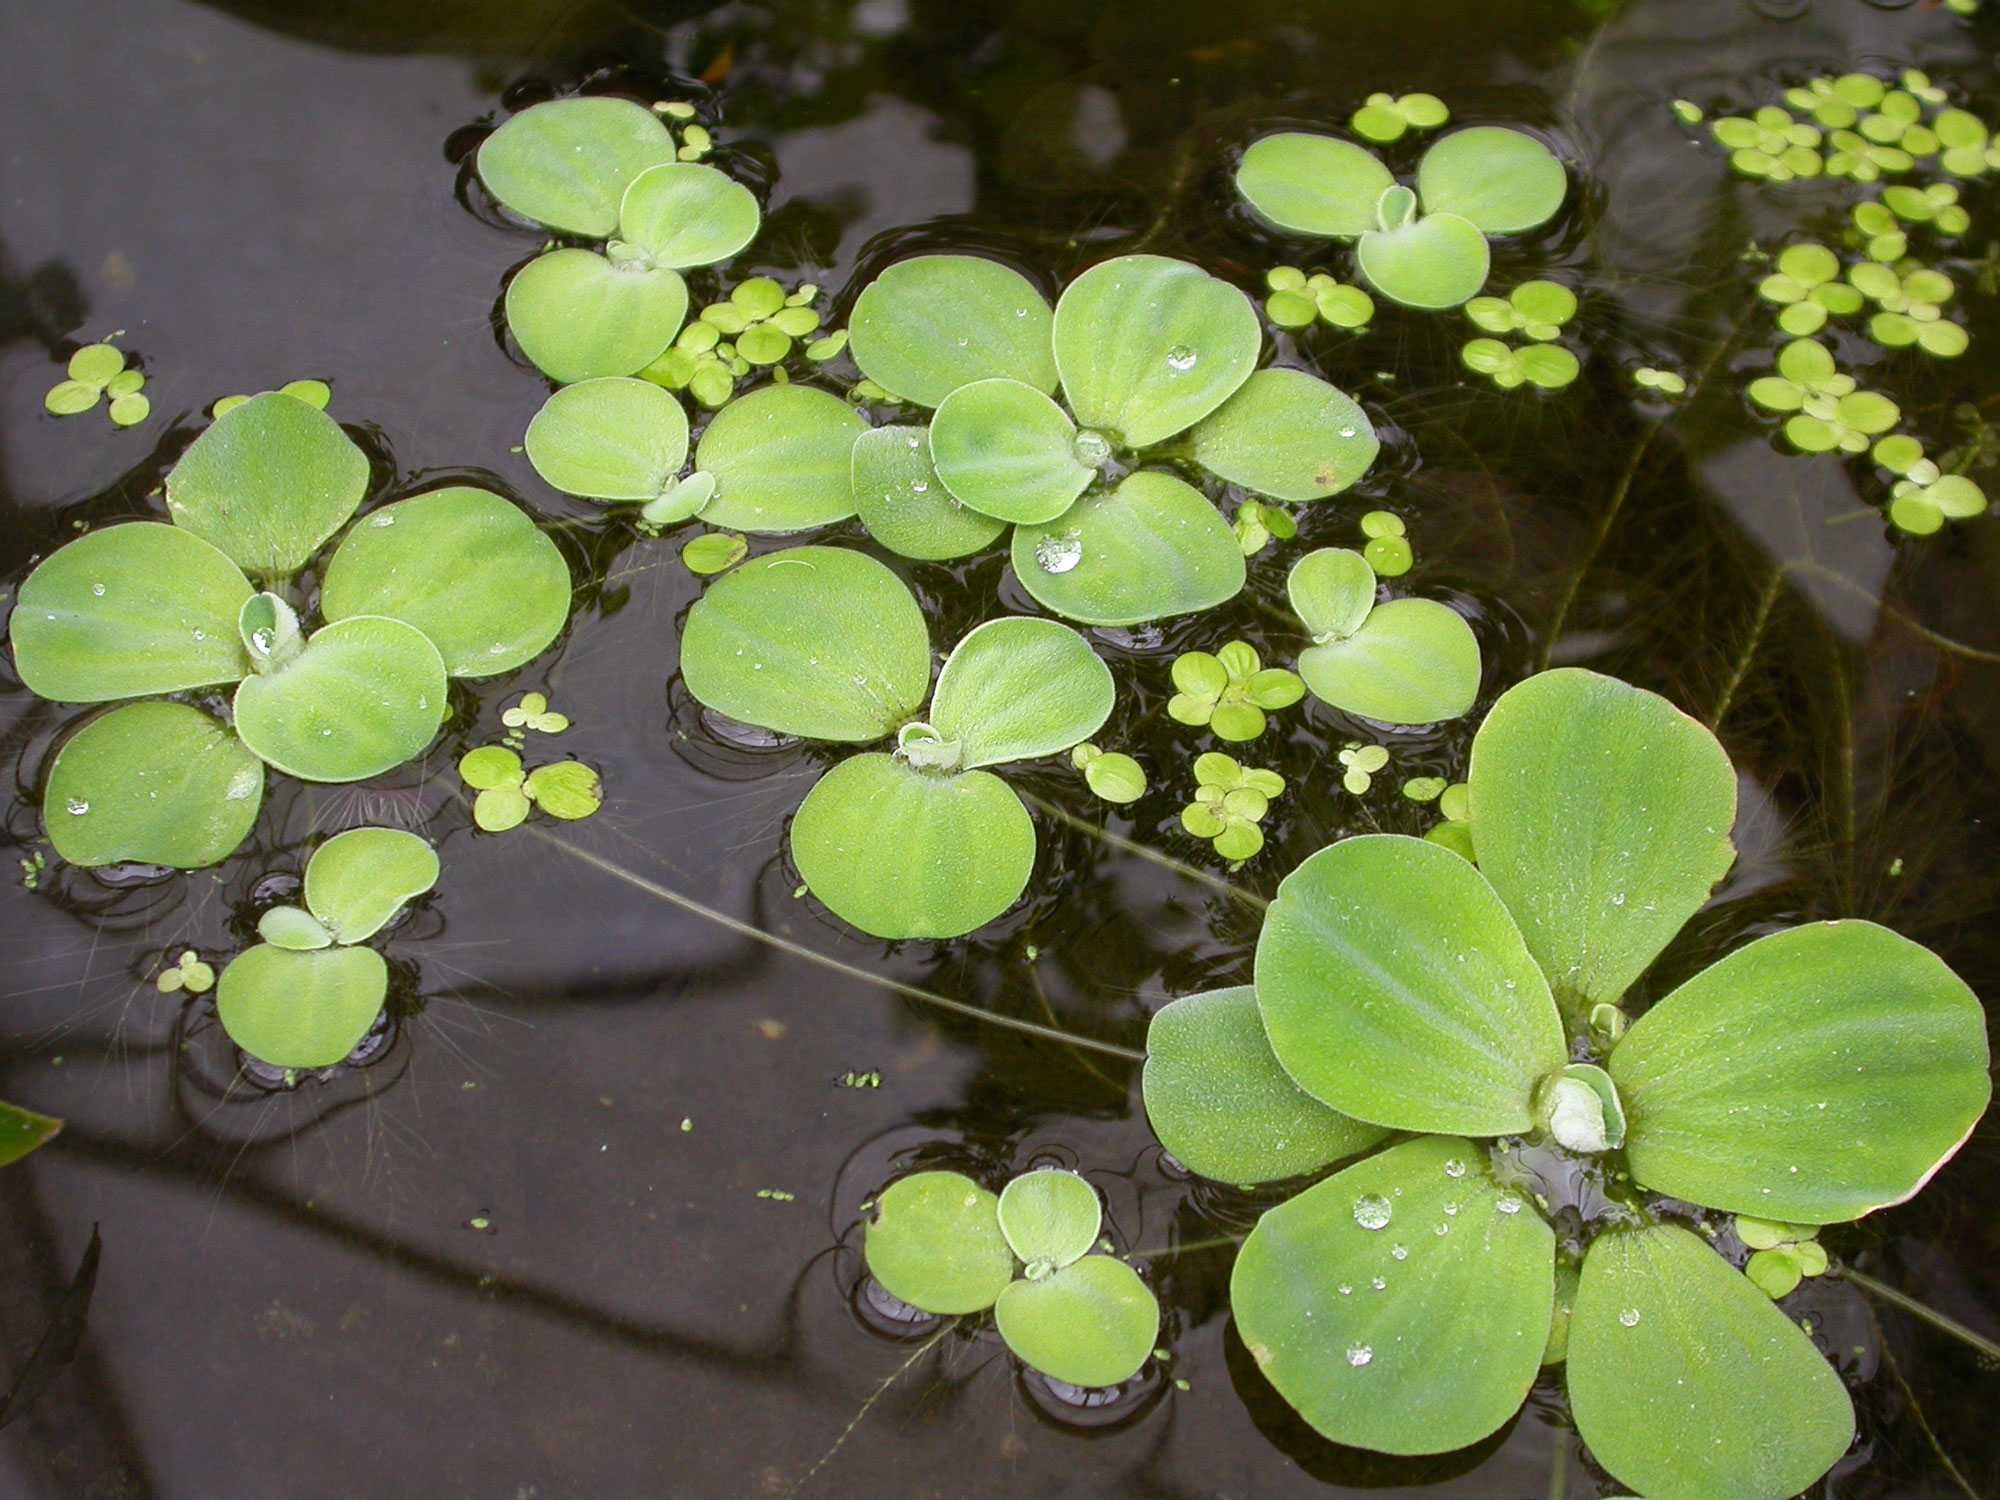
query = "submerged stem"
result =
(786, 1322, 953, 1498)
(520, 823, 1146, 1063)
(1836, 1265, 2000, 1363)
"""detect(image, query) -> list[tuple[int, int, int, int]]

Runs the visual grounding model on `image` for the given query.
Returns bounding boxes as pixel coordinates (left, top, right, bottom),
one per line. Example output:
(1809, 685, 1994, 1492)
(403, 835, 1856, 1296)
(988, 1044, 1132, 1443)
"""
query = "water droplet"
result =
(1034, 532, 1083, 574)
(1338, 425, 1357, 438)
(191, 629, 206, 642)
(251, 627, 274, 655)
(1610, 891, 1627, 906)
(1443, 1201, 1460, 1216)
(1495, 1194, 1523, 1215)
(1620, 1307, 1642, 1328)
(65, 798, 89, 815)
(1345, 1343, 1373, 1367)
(225, 768, 259, 800)
(91, 582, 106, 596)
(1443, 1159, 1466, 1178)
(911, 480, 929, 494)
(1390, 1244, 1408, 1261)
(1353, 1193, 1392, 1230)
(1336, 1283, 1353, 1296)
(487, 641, 508, 655)
(370, 513, 396, 528)
(1165, 344, 1198, 373)
(1014, 307, 1028, 318)
(1434, 1221, 1450, 1236)
(1369, 1276, 1386, 1290)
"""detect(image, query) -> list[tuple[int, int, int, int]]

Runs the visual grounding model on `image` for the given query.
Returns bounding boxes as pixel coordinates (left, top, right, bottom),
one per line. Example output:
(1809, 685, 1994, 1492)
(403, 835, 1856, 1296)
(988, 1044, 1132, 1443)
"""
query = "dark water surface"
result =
(4, 0, 1999, 1495)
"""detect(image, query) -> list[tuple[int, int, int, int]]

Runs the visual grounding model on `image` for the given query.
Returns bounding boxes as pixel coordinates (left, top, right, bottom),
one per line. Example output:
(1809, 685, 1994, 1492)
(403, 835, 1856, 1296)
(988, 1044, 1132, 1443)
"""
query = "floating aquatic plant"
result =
(1071, 742, 1146, 804)
(10, 394, 572, 868)
(1349, 91, 1449, 145)
(1286, 547, 1481, 724)
(1736, 1217, 1829, 1301)
(1236, 125, 1567, 309)
(213, 377, 330, 417)
(459, 745, 603, 831)
(217, 827, 440, 1069)
(1463, 280, 1575, 341)
(1262, 266, 1375, 330)
(678, 548, 1113, 938)
(1358, 509, 1412, 576)
(0, 1100, 62, 1169)
(1335, 742, 1390, 795)
(154, 948, 215, 995)
(1165, 642, 1303, 742)
(1180, 753, 1284, 862)
(1756, 242, 1863, 336)
(864, 1166, 1160, 1388)
(1143, 668, 1990, 1500)
(1745, 337, 1899, 454)
(1461, 337, 1579, 391)
(1231, 498, 1297, 556)
(44, 342, 150, 427)
(1874, 433, 1988, 534)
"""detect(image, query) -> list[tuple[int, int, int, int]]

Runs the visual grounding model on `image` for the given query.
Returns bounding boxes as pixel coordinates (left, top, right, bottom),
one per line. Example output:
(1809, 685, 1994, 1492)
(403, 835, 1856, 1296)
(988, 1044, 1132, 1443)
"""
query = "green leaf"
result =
(1235, 133, 1397, 237)
(216, 943, 390, 1070)
(995, 1255, 1159, 1387)
(0, 1100, 62, 1168)
(864, 1170, 1016, 1315)
(694, 384, 866, 532)
(524, 376, 690, 502)
(680, 546, 931, 741)
(615, 162, 761, 270)
(232, 617, 446, 782)
(1468, 668, 1737, 1011)
(929, 617, 1113, 769)
(1081, 750, 1145, 804)
(523, 761, 603, 819)
(1568, 1224, 1853, 1500)
(1612, 922, 1990, 1223)
(1297, 597, 1481, 724)
(303, 827, 439, 943)
(1143, 986, 1387, 1183)
(791, 754, 1034, 939)
(476, 96, 678, 237)
(929, 378, 1093, 523)
(10, 522, 253, 701)
(459, 745, 523, 790)
(847, 254, 1059, 408)
(164, 393, 370, 578)
(44, 380, 100, 415)
(43, 702, 263, 869)
(682, 531, 747, 575)
(1417, 127, 1568, 233)
(68, 343, 125, 384)
(1255, 835, 1567, 1133)
(1011, 470, 1246, 627)
(1052, 255, 1262, 448)
(997, 1169, 1101, 1268)
(320, 487, 569, 677)
(257, 906, 335, 951)
(1357, 211, 1492, 310)
(1231, 1136, 1555, 1453)
(475, 786, 531, 832)
(850, 425, 1007, 561)
(1287, 547, 1377, 641)
(505, 249, 688, 384)
(1187, 369, 1378, 502)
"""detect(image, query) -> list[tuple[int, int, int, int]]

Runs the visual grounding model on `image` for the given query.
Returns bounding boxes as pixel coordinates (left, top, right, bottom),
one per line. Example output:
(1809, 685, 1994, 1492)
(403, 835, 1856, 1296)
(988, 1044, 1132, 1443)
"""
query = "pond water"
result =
(3, 0, 1999, 1495)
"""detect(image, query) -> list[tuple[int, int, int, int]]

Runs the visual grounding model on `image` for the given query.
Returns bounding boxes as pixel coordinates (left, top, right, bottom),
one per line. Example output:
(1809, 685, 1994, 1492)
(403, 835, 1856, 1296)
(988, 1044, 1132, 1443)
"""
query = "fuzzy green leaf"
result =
(303, 827, 440, 944)
(1297, 598, 1481, 724)
(929, 617, 1113, 769)
(850, 424, 1008, 561)
(1011, 471, 1245, 627)
(1187, 368, 1378, 502)
(216, 944, 389, 1070)
(995, 1255, 1159, 1387)
(505, 248, 688, 384)
(477, 97, 678, 237)
(524, 376, 690, 503)
(43, 702, 263, 869)
(232, 617, 446, 783)
(848, 255, 1058, 407)
(930, 377, 1092, 524)
(694, 384, 866, 532)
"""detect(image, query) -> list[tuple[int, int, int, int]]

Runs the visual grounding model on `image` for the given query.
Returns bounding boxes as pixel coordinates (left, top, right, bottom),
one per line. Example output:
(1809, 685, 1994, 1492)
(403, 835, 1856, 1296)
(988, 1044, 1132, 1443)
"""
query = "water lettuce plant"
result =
(1143, 668, 1991, 1500)
(1179, 753, 1283, 861)
(458, 744, 604, 831)
(1236, 126, 1567, 309)
(678, 547, 1113, 938)
(1286, 546, 1481, 724)
(218, 827, 440, 1069)
(1165, 641, 1303, 741)
(10, 393, 572, 869)
(477, 96, 762, 384)
(865, 1166, 1160, 1388)
(845, 252, 1377, 623)
(45, 341, 150, 427)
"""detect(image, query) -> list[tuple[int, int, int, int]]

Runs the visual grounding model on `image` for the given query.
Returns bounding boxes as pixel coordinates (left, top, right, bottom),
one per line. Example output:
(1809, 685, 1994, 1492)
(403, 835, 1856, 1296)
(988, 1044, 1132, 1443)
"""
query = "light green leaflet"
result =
(11, 523, 253, 702)
(848, 254, 1059, 407)
(1291, 547, 1480, 725)
(164, 393, 370, 577)
(850, 425, 1007, 561)
(302, 827, 440, 943)
(1143, 986, 1387, 1182)
(791, 755, 1035, 939)
(865, 1170, 1016, 1314)
(232, 616, 446, 782)
(694, 384, 866, 532)
(1231, 1136, 1555, 1453)
(929, 378, 1094, 524)
(679, 547, 932, 742)
(525, 376, 691, 502)
(928, 617, 1113, 770)
(477, 96, 679, 237)
(1187, 368, 1379, 502)
(42, 702, 263, 869)
(1052, 255, 1261, 448)
(505, 248, 688, 384)
(616, 162, 761, 270)
(1011, 471, 1245, 626)
(1256, 835, 1566, 1134)
(1468, 666, 1736, 1009)
(1567, 1225, 1853, 1500)
(996, 1169, 1101, 1267)
(216, 945, 390, 1070)
(993, 1254, 1158, 1388)
(1286, 546, 1377, 641)
(319, 488, 570, 676)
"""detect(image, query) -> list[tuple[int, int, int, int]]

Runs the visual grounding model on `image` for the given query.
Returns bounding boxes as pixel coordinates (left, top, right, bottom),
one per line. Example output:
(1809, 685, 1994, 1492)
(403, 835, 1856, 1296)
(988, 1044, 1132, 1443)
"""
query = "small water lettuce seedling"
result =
(1358, 509, 1411, 576)
(1745, 337, 1899, 453)
(0, 1099, 62, 1169)
(213, 378, 331, 417)
(1463, 280, 1575, 342)
(1423, 780, 1474, 859)
(1166, 642, 1304, 742)
(846, 252, 1375, 621)
(1756, 243, 1863, 336)
(1710, 105, 1824, 180)
(1144, 668, 1990, 1500)
(1231, 498, 1296, 556)
(678, 547, 1114, 938)
(45, 342, 150, 426)
(502, 691, 569, 735)
(1735, 1217, 1829, 1301)
(1235, 125, 1567, 309)
(864, 1167, 1161, 1388)
(1849, 259, 1967, 357)
(1336, 742, 1389, 794)
(1262, 266, 1375, 331)
(154, 949, 214, 995)
(458, 745, 603, 831)
(478, 96, 762, 384)
(1349, 91, 1449, 145)
(1461, 338, 1579, 391)
(1632, 366, 1686, 397)
(1071, 742, 1146, 804)
(1873, 434, 1989, 533)
(1287, 547, 1481, 725)
(1180, 753, 1284, 861)
(217, 828, 440, 1070)
(10, 396, 573, 869)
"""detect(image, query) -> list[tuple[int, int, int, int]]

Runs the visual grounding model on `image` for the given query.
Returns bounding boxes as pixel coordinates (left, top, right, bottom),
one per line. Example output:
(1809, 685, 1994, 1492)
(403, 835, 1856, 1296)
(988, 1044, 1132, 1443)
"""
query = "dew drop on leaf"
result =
(1033, 532, 1083, 574)
(1346, 1343, 1373, 1367)
(1353, 1193, 1392, 1230)
(1619, 1307, 1642, 1327)
(65, 798, 89, 815)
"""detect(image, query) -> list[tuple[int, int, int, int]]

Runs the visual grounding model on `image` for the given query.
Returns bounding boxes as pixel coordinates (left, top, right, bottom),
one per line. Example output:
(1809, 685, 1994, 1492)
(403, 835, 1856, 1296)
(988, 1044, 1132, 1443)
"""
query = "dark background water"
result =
(3, 0, 1998, 1495)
